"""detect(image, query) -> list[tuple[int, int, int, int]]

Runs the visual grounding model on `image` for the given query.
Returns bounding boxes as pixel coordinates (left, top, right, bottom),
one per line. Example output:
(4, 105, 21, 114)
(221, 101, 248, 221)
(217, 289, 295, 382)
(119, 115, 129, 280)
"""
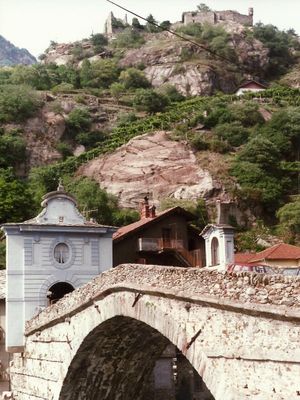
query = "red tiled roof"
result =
(237, 80, 267, 90)
(234, 252, 254, 264)
(250, 243, 300, 262)
(113, 206, 194, 242)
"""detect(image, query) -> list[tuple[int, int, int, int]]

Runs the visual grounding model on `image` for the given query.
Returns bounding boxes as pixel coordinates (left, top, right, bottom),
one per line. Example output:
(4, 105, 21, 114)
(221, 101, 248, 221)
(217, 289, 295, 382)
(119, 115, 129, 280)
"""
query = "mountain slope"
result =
(0, 35, 36, 66)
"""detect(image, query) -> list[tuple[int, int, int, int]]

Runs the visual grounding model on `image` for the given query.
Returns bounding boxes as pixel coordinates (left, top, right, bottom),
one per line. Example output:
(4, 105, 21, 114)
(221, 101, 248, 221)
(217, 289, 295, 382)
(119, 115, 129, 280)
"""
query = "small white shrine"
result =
(201, 224, 235, 268)
(2, 182, 116, 352)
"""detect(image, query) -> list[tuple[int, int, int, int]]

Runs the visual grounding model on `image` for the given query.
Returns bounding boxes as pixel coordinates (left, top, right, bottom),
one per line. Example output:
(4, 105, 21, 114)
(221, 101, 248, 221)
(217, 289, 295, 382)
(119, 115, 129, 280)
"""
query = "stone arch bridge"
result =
(10, 265, 300, 400)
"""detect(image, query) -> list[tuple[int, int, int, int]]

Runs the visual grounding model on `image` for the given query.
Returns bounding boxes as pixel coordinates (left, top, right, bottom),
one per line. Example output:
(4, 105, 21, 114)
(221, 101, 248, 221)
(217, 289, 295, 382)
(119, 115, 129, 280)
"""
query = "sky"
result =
(0, 0, 300, 57)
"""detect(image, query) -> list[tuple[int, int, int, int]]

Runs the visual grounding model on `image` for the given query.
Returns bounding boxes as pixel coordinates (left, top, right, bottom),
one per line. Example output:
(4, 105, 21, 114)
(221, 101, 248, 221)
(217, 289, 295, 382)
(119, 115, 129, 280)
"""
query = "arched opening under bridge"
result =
(58, 316, 215, 400)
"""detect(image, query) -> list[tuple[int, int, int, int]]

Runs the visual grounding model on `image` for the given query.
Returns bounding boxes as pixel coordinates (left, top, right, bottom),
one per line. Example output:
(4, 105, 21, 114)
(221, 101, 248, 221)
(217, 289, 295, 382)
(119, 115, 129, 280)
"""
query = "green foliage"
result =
(110, 82, 125, 101)
(79, 59, 120, 88)
(67, 108, 92, 133)
(236, 135, 280, 171)
(157, 85, 184, 103)
(56, 142, 73, 160)
(260, 107, 300, 160)
(191, 135, 209, 151)
(253, 23, 297, 78)
(0, 242, 5, 270)
(276, 199, 300, 243)
(0, 84, 41, 122)
(51, 82, 74, 94)
(0, 131, 27, 168)
(228, 102, 265, 127)
(132, 18, 143, 30)
(159, 21, 171, 31)
(90, 33, 108, 52)
(65, 176, 139, 226)
(213, 121, 249, 147)
(116, 112, 138, 126)
(113, 28, 145, 49)
(146, 14, 159, 33)
(76, 130, 108, 149)
(235, 223, 269, 252)
(160, 198, 209, 230)
(197, 3, 211, 12)
(111, 208, 140, 226)
(0, 168, 34, 223)
(71, 43, 84, 60)
(133, 89, 170, 114)
(176, 23, 203, 37)
(118, 68, 150, 89)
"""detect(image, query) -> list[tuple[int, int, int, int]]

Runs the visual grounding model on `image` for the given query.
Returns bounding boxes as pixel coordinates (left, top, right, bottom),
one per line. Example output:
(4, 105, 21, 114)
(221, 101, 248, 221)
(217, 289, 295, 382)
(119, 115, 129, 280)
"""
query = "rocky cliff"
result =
(0, 35, 36, 66)
(77, 131, 224, 208)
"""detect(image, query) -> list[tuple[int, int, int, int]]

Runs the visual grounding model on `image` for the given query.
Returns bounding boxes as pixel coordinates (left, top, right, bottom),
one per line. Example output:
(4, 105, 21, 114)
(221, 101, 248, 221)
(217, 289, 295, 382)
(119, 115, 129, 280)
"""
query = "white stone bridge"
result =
(10, 265, 300, 400)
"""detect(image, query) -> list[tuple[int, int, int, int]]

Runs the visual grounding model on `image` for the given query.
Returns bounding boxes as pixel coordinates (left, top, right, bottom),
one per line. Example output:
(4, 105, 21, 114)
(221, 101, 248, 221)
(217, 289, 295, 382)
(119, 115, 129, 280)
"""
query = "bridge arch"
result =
(56, 291, 216, 400)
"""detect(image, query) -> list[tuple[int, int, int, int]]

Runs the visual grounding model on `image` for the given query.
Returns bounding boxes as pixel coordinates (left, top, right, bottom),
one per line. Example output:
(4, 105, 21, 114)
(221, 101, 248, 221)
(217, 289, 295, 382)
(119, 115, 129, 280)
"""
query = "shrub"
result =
(110, 82, 125, 101)
(113, 28, 145, 49)
(76, 131, 108, 149)
(0, 132, 27, 168)
(213, 121, 249, 147)
(0, 84, 41, 122)
(80, 59, 120, 88)
(56, 142, 73, 160)
(0, 168, 34, 223)
(116, 112, 138, 126)
(191, 136, 209, 151)
(51, 82, 74, 94)
(157, 84, 185, 102)
(119, 68, 150, 89)
(133, 89, 170, 114)
(67, 108, 92, 133)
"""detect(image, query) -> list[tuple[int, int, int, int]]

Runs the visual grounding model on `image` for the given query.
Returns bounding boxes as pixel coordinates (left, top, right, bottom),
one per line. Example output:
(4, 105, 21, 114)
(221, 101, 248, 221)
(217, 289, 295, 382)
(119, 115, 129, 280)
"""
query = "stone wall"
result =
(182, 9, 253, 27)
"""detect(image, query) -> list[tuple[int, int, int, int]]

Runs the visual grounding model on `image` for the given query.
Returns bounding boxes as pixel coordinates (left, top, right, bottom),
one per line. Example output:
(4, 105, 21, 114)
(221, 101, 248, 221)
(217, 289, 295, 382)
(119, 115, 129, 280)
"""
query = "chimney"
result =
(140, 196, 150, 219)
(150, 205, 156, 218)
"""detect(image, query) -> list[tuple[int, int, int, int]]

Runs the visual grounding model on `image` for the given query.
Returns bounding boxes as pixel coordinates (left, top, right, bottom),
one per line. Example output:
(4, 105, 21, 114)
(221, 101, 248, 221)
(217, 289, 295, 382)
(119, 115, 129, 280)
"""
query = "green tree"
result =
(80, 59, 120, 88)
(197, 3, 211, 12)
(0, 84, 41, 123)
(119, 68, 150, 89)
(277, 200, 300, 243)
(160, 20, 171, 30)
(132, 17, 143, 30)
(91, 33, 108, 47)
(253, 23, 296, 77)
(133, 89, 170, 114)
(0, 168, 34, 223)
(0, 131, 27, 168)
(110, 82, 125, 102)
(67, 108, 92, 133)
(146, 14, 158, 33)
(213, 121, 249, 147)
(113, 28, 145, 49)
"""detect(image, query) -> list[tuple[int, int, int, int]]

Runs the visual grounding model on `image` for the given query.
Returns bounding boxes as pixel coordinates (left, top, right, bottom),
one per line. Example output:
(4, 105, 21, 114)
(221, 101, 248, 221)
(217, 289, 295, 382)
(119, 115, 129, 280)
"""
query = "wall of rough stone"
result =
(9, 265, 300, 400)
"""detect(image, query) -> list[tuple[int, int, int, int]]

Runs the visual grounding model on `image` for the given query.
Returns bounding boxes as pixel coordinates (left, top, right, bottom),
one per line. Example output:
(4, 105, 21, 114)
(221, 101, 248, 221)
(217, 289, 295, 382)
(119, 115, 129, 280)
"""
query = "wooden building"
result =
(113, 197, 205, 268)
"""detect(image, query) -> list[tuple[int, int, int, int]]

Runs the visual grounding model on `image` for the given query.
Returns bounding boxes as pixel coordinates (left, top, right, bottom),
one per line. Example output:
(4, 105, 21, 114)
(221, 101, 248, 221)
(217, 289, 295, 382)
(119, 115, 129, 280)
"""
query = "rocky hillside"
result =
(0, 35, 36, 66)
(0, 14, 300, 246)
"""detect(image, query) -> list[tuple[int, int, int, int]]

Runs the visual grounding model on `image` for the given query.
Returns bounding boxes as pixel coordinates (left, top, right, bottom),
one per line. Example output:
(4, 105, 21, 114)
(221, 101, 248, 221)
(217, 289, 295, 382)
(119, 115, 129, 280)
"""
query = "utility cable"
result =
(105, 0, 251, 74)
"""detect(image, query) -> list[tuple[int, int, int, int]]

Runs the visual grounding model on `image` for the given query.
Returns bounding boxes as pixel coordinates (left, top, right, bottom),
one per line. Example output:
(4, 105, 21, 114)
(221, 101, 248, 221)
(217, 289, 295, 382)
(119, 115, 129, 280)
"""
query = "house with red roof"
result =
(235, 243, 300, 269)
(113, 197, 205, 268)
(235, 79, 267, 96)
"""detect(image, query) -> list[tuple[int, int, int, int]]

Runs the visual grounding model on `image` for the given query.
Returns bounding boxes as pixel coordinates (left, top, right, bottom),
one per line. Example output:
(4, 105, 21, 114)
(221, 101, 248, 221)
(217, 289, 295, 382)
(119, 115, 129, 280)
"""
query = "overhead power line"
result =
(105, 0, 251, 74)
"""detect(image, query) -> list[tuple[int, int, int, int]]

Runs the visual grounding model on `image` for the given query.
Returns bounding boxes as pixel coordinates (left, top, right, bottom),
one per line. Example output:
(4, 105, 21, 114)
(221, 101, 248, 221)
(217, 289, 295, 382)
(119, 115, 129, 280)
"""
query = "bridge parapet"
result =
(26, 264, 300, 335)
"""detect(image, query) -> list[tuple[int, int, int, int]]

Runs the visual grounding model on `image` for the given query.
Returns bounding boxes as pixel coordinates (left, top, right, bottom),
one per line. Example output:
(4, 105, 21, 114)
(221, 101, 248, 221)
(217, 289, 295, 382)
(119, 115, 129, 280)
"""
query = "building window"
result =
(211, 237, 219, 266)
(54, 243, 70, 264)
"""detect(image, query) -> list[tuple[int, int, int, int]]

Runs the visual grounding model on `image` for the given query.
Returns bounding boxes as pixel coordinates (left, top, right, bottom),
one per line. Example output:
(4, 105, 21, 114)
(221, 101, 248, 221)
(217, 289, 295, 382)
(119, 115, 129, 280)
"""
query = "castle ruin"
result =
(182, 7, 253, 27)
